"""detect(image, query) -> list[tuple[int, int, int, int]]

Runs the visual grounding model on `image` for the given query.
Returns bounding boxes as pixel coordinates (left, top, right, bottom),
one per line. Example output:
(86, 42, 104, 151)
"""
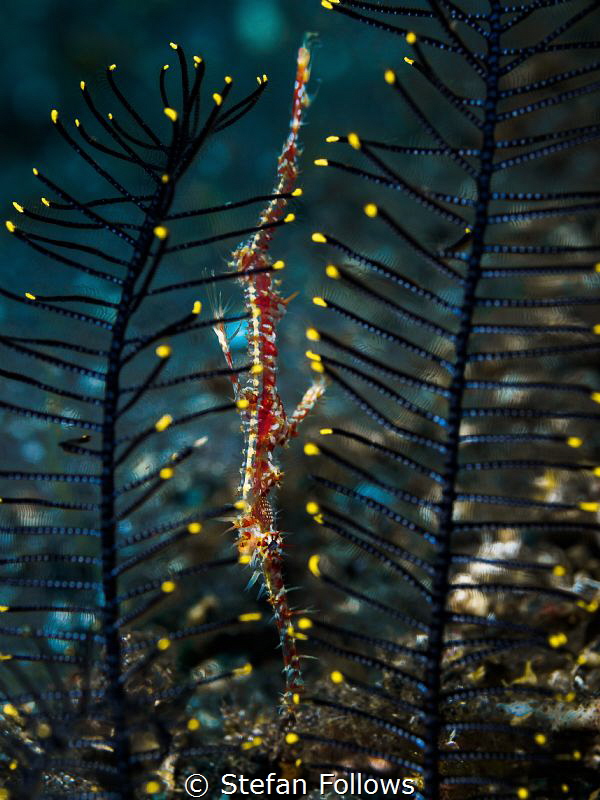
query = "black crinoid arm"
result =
(297, 1, 600, 798)
(0, 45, 298, 798)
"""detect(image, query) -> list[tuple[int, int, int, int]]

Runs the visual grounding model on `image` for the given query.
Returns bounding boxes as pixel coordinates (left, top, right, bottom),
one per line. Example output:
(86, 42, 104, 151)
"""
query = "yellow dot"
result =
(153, 225, 169, 240)
(109, 64, 117, 71)
(297, 618, 313, 630)
(36, 723, 51, 738)
(225, 75, 233, 84)
(155, 414, 173, 432)
(145, 781, 161, 795)
(8, 761, 17, 770)
(552, 565, 567, 577)
(305, 350, 321, 362)
(594, 324, 600, 334)
(169, 41, 178, 50)
(155, 344, 171, 358)
(406, 31, 417, 44)
(213, 93, 223, 106)
(517, 790, 529, 800)
(567, 436, 582, 448)
(161, 580, 176, 593)
(573, 750, 581, 760)
(236, 397, 250, 410)
(187, 718, 201, 731)
(306, 502, 320, 515)
(308, 554, 321, 577)
(234, 500, 249, 511)
(384, 69, 396, 85)
(3, 704, 18, 718)
(304, 443, 320, 456)
(548, 632, 567, 648)
(0, 606, 8, 612)
(325, 135, 340, 143)
(292, 188, 303, 197)
(233, 662, 252, 676)
(587, 600, 598, 612)
(251, 364, 264, 374)
(157, 638, 171, 651)
(311, 361, 325, 374)
(238, 612, 262, 623)
(51, 109, 59, 124)
(565, 691, 576, 702)
(5, 221, 16, 233)
(74, 118, 81, 128)
(284, 213, 296, 223)
(187, 522, 202, 534)
(312, 296, 328, 308)
(348, 132, 361, 150)
(593, 467, 600, 477)
(311, 232, 327, 244)
(404, 57, 415, 66)
(161, 173, 170, 184)
(241, 736, 262, 750)
(306, 327, 320, 342)
(330, 670, 344, 684)
(32, 168, 39, 176)
(579, 501, 599, 512)
(561, 785, 569, 793)
(159, 467, 174, 480)
(321, 0, 333, 9)
(577, 653, 587, 665)
(314, 158, 329, 167)
(364, 203, 378, 218)
(285, 732, 299, 744)
(79, 81, 86, 91)
(41, 197, 50, 207)
(192, 300, 202, 315)
(25, 292, 36, 301)
(534, 733, 547, 745)
(238, 554, 251, 564)
(12, 202, 24, 214)
(595, 263, 600, 273)
(325, 264, 340, 279)
(0, 789, 10, 800)
(292, 693, 301, 705)
(273, 260, 285, 270)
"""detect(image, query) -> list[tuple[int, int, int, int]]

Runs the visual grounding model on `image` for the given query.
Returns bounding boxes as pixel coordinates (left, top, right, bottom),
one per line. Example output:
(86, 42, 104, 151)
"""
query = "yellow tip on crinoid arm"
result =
(308, 554, 321, 577)
(304, 443, 320, 456)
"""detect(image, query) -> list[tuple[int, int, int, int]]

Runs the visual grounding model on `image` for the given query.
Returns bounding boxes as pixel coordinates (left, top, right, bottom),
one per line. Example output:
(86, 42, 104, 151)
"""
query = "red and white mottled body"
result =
(216, 43, 323, 714)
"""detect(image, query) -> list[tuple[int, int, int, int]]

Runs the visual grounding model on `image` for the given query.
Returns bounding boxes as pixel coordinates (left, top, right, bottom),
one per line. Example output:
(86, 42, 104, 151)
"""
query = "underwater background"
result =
(1, 1, 599, 798)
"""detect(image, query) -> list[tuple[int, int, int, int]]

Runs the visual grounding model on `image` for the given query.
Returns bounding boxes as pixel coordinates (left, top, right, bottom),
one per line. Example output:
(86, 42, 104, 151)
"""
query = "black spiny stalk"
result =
(424, 5, 502, 793)
(0, 44, 307, 797)
(298, 1, 600, 797)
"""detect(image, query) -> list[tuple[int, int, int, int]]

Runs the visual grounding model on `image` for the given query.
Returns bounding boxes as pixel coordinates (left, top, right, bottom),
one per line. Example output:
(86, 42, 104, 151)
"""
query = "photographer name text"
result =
(220, 773, 416, 795)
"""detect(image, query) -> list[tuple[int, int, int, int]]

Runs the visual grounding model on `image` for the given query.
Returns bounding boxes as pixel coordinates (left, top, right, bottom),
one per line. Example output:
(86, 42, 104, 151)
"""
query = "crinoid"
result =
(0, 42, 310, 799)
(293, 1, 600, 797)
